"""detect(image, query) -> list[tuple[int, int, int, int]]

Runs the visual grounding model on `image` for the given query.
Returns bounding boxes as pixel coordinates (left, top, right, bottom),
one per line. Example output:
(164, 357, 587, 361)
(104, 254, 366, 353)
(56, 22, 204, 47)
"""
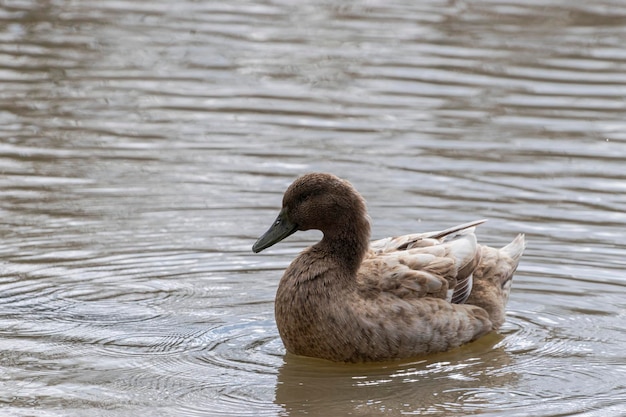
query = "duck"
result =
(252, 173, 525, 362)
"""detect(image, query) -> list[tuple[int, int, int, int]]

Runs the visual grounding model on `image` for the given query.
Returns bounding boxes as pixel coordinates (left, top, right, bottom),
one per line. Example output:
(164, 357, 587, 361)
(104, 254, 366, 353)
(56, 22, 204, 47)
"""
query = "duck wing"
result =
(370, 219, 487, 253)
(358, 223, 483, 304)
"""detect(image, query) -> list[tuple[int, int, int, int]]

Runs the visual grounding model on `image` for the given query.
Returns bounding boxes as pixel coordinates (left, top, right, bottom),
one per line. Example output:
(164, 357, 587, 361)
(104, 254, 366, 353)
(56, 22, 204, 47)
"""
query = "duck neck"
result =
(319, 214, 371, 274)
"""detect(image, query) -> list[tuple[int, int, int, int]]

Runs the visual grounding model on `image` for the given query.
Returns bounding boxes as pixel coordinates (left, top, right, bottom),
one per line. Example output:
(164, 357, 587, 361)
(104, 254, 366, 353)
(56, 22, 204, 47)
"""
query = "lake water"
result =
(1, 0, 625, 416)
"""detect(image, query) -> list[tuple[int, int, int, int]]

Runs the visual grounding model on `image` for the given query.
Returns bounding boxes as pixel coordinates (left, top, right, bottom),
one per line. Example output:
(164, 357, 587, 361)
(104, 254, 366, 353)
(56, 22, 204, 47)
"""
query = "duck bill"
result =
(252, 209, 298, 253)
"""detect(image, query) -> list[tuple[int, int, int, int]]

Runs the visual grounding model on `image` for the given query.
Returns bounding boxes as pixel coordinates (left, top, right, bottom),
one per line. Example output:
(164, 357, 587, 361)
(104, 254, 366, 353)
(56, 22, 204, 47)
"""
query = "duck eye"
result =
(297, 193, 311, 205)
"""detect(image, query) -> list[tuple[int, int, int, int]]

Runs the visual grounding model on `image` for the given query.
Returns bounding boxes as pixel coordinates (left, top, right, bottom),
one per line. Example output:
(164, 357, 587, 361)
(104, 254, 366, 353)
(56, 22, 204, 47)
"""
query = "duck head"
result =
(252, 173, 369, 253)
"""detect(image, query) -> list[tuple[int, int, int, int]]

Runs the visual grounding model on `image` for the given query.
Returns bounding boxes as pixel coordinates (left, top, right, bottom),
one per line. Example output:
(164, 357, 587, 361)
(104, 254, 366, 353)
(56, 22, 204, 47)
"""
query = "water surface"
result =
(1, 1, 625, 416)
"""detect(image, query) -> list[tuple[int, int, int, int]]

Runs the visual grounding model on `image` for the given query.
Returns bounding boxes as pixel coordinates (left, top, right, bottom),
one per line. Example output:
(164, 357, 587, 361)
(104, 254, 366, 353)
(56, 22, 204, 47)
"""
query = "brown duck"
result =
(253, 173, 525, 362)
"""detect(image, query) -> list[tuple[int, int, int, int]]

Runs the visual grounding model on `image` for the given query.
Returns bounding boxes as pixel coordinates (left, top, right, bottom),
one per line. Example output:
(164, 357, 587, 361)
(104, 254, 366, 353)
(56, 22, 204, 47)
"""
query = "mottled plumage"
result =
(253, 173, 525, 362)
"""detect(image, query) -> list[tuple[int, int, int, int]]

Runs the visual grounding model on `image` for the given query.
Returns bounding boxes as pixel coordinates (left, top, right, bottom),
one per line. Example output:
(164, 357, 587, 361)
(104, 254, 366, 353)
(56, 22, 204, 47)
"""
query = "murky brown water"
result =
(1, 0, 626, 416)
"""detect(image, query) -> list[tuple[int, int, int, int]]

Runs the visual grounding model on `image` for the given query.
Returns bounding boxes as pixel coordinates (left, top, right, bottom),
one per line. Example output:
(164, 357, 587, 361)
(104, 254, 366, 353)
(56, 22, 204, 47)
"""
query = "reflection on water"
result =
(275, 334, 515, 416)
(1, 0, 626, 416)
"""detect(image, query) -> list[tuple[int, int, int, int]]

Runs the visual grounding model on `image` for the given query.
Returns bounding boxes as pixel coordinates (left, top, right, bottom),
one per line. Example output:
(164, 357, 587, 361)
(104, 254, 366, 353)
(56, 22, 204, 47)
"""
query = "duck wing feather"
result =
(358, 222, 483, 304)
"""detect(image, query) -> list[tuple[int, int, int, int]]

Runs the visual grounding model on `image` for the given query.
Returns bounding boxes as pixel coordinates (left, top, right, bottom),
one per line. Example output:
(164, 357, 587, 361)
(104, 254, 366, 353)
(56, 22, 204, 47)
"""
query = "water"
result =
(1, 0, 625, 415)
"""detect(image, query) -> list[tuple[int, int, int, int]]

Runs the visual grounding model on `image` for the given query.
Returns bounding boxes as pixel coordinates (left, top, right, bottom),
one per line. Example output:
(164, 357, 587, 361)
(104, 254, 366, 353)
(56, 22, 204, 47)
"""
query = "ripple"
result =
(106, 317, 282, 417)
(487, 307, 626, 415)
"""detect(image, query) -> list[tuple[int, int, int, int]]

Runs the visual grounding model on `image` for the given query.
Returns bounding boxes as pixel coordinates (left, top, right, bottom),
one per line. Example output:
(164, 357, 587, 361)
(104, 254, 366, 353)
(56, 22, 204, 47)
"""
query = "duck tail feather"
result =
(501, 234, 526, 261)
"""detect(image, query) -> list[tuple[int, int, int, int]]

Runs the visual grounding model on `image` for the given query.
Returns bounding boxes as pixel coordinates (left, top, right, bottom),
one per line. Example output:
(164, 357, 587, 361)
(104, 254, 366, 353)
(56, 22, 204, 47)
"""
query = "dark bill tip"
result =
(252, 209, 298, 253)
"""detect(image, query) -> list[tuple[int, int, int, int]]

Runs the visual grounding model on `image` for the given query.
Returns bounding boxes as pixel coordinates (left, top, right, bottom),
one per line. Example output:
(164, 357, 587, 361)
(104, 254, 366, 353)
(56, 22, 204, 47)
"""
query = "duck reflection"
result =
(274, 333, 517, 416)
